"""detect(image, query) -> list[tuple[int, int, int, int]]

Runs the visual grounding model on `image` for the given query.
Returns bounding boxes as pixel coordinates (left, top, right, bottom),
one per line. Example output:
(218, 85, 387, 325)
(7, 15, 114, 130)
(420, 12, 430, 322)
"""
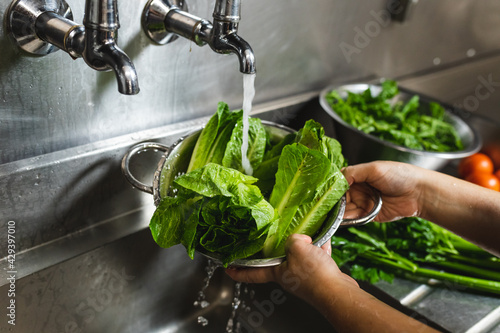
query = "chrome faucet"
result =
(142, 0, 256, 74)
(5, 0, 140, 95)
(83, 0, 140, 94)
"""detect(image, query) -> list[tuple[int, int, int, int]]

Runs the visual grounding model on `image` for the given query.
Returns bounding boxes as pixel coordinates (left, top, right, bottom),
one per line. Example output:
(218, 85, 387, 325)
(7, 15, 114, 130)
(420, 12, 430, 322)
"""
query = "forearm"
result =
(419, 168, 500, 256)
(227, 233, 439, 332)
(310, 281, 437, 333)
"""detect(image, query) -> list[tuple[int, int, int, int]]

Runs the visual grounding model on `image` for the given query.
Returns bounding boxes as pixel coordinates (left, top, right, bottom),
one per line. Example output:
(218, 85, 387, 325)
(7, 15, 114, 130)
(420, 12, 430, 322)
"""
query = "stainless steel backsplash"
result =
(1, 0, 500, 164)
(2, 4, 500, 331)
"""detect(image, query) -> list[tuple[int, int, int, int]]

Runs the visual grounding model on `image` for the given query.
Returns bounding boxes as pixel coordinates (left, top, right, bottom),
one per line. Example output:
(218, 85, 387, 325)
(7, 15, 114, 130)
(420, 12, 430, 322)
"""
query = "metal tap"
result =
(142, 0, 256, 74)
(83, 0, 139, 94)
(5, 0, 140, 95)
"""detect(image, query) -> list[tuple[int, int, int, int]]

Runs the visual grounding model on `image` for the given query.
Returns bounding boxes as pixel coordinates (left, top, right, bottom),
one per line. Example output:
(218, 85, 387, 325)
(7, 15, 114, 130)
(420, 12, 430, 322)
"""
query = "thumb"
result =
(284, 234, 313, 257)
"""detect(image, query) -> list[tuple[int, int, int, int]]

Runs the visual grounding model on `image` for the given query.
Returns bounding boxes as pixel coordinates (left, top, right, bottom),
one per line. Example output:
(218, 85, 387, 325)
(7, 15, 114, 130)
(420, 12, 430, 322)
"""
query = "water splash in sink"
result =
(193, 260, 219, 326)
(226, 281, 242, 332)
(197, 316, 209, 327)
(192, 260, 257, 332)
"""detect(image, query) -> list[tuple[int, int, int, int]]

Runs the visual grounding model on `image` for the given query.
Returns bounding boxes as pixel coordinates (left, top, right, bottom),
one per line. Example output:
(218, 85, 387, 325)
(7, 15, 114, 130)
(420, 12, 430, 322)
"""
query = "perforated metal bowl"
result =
(122, 121, 382, 267)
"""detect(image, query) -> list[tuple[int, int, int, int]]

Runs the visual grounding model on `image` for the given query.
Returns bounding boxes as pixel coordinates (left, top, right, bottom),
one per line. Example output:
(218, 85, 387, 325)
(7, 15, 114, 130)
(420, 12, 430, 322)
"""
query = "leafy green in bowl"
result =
(324, 80, 463, 152)
(319, 80, 482, 169)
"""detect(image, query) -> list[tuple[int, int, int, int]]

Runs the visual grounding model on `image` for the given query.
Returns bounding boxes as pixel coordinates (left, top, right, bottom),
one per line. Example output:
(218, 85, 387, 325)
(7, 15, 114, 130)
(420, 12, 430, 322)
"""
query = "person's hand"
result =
(226, 234, 438, 332)
(342, 161, 424, 222)
(225, 234, 358, 305)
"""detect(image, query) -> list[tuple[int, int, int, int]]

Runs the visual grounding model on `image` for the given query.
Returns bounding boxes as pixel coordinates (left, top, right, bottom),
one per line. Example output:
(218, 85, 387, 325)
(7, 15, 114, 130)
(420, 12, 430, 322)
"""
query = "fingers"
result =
(320, 239, 332, 256)
(342, 161, 393, 187)
(225, 234, 318, 285)
(342, 163, 374, 186)
(284, 233, 312, 255)
(284, 234, 334, 274)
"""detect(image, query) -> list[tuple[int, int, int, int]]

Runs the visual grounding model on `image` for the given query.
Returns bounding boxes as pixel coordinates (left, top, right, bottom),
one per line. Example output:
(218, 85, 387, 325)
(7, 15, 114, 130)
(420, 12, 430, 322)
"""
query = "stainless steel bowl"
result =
(122, 121, 382, 267)
(319, 83, 482, 170)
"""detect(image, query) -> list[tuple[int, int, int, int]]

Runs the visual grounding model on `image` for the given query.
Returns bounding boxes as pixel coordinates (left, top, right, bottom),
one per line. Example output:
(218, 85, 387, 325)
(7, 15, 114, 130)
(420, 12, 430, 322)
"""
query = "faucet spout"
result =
(142, 0, 255, 74)
(210, 0, 256, 74)
(83, 0, 140, 94)
(210, 26, 256, 74)
(97, 42, 141, 95)
(5, 0, 140, 95)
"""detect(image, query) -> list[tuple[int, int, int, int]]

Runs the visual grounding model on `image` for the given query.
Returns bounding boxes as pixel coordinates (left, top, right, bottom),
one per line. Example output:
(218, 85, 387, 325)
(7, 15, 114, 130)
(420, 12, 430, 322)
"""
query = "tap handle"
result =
(5, 0, 74, 55)
(142, 0, 190, 45)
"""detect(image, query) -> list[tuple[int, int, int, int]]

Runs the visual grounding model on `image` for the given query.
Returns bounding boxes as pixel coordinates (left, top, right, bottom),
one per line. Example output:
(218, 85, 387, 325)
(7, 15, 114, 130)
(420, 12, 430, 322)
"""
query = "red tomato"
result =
(495, 169, 500, 181)
(465, 172, 500, 191)
(458, 153, 494, 178)
(482, 145, 500, 170)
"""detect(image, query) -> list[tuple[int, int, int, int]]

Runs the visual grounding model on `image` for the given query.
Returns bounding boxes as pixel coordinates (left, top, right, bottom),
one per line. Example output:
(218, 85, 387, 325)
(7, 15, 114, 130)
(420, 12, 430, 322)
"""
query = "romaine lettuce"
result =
(222, 117, 267, 173)
(150, 105, 349, 266)
(262, 120, 349, 257)
(150, 163, 278, 266)
(187, 102, 242, 172)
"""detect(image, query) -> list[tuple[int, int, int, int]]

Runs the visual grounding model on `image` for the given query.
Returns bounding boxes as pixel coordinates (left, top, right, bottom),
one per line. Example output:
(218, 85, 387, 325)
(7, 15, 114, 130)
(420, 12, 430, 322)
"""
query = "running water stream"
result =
(225, 281, 242, 333)
(194, 74, 257, 331)
(194, 261, 252, 333)
(241, 73, 256, 175)
(194, 260, 218, 326)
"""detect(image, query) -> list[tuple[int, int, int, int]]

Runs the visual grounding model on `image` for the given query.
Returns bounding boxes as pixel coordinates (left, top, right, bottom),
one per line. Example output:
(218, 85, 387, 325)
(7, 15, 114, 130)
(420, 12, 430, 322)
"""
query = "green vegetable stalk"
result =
(332, 217, 500, 295)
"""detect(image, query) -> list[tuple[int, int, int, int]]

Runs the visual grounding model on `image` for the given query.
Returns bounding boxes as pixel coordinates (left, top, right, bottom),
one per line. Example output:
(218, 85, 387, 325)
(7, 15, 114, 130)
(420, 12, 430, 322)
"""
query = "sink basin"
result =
(0, 95, 457, 333)
(1, 94, 338, 333)
(2, 227, 332, 332)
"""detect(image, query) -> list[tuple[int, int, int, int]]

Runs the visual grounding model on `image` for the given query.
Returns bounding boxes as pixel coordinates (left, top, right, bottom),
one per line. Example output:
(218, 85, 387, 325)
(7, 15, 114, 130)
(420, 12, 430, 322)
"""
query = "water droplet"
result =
(226, 282, 243, 332)
(197, 316, 209, 326)
(194, 261, 220, 328)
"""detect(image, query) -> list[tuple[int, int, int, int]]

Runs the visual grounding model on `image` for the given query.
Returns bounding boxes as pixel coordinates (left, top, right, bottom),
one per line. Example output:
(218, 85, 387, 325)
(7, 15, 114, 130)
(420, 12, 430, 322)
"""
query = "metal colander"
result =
(122, 120, 382, 267)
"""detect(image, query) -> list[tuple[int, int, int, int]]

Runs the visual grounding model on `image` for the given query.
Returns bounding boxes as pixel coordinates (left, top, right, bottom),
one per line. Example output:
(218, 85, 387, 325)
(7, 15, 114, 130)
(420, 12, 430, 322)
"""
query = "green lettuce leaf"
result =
(287, 167, 348, 239)
(222, 117, 267, 174)
(253, 132, 296, 196)
(175, 162, 258, 198)
(263, 143, 332, 256)
(151, 163, 277, 266)
(296, 119, 346, 169)
(187, 102, 242, 172)
(150, 196, 202, 259)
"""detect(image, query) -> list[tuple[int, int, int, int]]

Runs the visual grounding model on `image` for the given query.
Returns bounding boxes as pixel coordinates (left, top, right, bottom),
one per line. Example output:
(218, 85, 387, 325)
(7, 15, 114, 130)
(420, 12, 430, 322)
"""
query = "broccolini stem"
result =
(421, 260, 500, 281)
(359, 253, 500, 295)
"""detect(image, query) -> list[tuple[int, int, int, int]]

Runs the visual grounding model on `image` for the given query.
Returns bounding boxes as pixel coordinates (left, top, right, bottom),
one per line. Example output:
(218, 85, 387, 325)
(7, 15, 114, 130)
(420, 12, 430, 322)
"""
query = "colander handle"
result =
(121, 142, 170, 195)
(340, 185, 382, 227)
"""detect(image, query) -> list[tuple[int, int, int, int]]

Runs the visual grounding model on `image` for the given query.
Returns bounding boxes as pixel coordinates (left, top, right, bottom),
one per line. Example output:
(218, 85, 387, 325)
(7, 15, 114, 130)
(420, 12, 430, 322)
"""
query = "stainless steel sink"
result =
(2, 227, 333, 332)
(2, 93, 492, 333)
(0, 95, 337, 333)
